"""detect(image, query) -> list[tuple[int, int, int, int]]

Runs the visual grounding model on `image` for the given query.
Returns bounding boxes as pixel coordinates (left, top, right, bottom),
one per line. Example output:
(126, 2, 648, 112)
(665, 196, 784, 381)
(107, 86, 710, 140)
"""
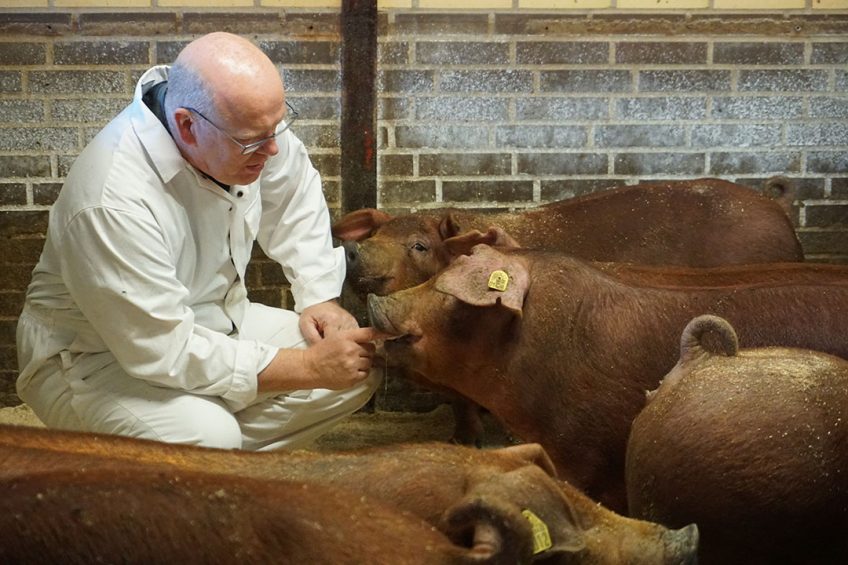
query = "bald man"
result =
(16, 33, 382, 450)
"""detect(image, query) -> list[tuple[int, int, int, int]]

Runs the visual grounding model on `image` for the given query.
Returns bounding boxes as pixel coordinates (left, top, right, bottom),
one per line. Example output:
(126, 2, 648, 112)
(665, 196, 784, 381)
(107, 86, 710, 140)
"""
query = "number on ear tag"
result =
(487, 269, 509, 292)
(521, 509, 553, 555)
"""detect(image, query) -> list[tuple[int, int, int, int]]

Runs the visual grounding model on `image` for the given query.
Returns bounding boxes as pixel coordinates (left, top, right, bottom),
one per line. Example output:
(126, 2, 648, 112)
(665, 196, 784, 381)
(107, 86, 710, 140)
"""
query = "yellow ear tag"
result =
(521, 509, 553, 555)
(487, 269, 509, 292)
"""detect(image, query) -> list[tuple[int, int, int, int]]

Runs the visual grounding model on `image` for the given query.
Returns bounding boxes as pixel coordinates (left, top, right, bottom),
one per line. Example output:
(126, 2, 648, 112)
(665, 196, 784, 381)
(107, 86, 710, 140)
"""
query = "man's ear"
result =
(173, 108, 198, 146)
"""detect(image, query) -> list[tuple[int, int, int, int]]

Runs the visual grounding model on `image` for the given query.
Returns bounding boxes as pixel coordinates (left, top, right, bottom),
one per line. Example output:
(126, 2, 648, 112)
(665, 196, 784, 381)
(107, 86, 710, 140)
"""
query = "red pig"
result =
(366, 238, 848, 514)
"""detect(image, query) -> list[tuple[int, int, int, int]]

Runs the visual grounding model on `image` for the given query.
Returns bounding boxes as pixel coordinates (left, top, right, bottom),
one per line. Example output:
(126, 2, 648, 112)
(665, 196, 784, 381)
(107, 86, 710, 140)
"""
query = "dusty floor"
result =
(0, 403, 513, 452)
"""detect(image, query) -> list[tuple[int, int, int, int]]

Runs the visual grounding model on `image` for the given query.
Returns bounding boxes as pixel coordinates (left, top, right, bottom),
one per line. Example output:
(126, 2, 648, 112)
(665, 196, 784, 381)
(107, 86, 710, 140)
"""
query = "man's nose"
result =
(256, 136, 279, 156)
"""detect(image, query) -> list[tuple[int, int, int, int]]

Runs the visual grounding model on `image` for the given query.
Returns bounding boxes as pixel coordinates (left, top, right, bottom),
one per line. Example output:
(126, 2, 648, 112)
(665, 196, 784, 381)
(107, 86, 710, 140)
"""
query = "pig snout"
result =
(663, 523, 699, 565)
(367, 293, 398, 336)
(342, 240, 360, 273)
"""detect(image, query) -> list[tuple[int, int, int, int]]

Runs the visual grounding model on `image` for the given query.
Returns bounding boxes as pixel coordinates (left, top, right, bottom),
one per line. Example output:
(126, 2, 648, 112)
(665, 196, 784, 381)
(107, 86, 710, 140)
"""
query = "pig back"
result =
(498, 178, 802, 267)
(626, 315, 848, 565)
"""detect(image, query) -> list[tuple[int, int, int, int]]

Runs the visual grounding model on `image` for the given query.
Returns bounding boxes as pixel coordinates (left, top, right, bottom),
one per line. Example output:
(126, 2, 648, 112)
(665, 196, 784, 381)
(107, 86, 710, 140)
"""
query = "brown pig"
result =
(626, 314, 848, 565)
(334, 177, 802, 297)
(1, 467, 518, 565)
(366, 242, 848, 514)
(0, 425, 699, 565)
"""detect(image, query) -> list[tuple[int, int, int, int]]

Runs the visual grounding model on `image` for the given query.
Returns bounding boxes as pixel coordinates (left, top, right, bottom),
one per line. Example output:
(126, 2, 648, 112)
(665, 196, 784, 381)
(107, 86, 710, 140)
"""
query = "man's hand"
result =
(258, 327, 388, 393)
(299, 300, 359, 344)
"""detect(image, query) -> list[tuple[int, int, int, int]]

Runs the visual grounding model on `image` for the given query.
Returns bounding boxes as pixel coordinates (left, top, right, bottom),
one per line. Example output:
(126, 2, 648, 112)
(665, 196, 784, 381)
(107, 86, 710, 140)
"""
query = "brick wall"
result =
(1, 1, 847, 407)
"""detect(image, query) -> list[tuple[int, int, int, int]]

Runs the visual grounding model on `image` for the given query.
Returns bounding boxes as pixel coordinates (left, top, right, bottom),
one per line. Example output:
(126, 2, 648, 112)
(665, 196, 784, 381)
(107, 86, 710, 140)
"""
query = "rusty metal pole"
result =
(340, 0, 378, 213)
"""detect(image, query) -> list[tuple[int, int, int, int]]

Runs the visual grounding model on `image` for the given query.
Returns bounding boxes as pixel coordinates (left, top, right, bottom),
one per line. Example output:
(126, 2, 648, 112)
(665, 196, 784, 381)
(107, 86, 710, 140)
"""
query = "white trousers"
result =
(17, 303, 380, 451)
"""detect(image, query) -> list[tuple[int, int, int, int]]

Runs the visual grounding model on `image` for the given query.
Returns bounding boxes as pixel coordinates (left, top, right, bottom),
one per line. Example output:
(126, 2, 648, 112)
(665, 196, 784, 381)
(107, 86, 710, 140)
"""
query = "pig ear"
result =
(439, 496, 535, 564)
(331, 209, 393, 241)
(441, 495, 586, 561)
(489, 443, 558, 479)
(679, 314, 738, 363)
(434, 245, 528, 316)
(437, 212, 463, 240)
(444, 226, 520, 257)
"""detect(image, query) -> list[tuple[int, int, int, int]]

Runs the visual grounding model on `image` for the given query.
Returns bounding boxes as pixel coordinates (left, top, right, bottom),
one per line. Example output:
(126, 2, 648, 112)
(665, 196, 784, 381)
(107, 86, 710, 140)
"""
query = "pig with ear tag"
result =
(368, 244, 848, 513)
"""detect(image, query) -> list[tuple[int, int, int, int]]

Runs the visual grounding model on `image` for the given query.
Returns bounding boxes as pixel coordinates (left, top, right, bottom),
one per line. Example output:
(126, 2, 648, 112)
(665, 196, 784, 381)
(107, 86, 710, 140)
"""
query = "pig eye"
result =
(410, 242, 429, 253)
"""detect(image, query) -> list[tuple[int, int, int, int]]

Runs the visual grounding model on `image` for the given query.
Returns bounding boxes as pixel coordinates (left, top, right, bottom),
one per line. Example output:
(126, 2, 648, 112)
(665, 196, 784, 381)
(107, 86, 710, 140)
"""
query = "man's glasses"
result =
(184, 100, 299, 155)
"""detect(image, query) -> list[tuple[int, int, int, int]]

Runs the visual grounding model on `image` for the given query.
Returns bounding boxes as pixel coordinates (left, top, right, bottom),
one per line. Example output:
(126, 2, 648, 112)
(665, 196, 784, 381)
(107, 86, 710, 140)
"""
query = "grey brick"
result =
(419, 153, 511, 176)
(518, 153, 608, 176)
(787, 123, 848, 146)
(378, 96, 412, 120)
(811, 42, 848, 64)
(290, 124, 339, 149)
(804, 204, 848, 228)
(497, 125, 587, 149)
(286, 96, 339, 120)
(516, 42, 608, 65)
(58, 155, 76, 177)
(638, 70, 731, 92)
(51, 98, 129, 123)
(494, 14, 587, 36)
(416, 97, 508, 122)
(0, 156, 50, 178)
(0, 43, 46, 66)
(279, 13, 342, 37)
(738, 70, 828, 92)
(540, 70, 631, 93)
(29, 71, 125, 95)
(379, 154, 413, 176)
(322, 180, 340, 206)
(378, 70, 434, 93)
(396, 125, 489, 149)
(692, 124, 782, 148)
(78, 12, 178, 36)
(541, 178, 628, 201)
(808, 152, 848, 174)
(259, 41, 340, 66)
(379, 180, 437, 205)
(33, 182, 62, 206)
(54, 41, 150, 66)
(379, 42, 409, 65)
(281, 69, 340, 93)
(616, 42, 707, 65)
(713, 42, 804, 65)
(155, 41, 187, 65)
(838, 71, 848, 91)
(0, 72, 21, 94)
(712, 96, 804, 120)
(3, 237, 44, 264)
(614, 153, 705, 176)
(416, 42, 509, 65)
(0, 211, 48, 237)
(394, 14, 489, 35)
(182, 12, 287, 35)
(0, 291, 24, 317)
(710, 151, 801, 175)
(809, 97, 848, 119)
(798, 229, 848, 255)
(0, 13, 73, 36)
(595, 125, 685, 148)
(0, 100, 44, 123)
(441, 70, 533, 93)
(516, 97, 608, 121)
(442, 180, 533, 203)
(616, 97, 706, 120)
(0, 128, 77, 151)
(310, 153, 339, 178)
(833, 178, 848, 198)
(0, 184, 26, 206)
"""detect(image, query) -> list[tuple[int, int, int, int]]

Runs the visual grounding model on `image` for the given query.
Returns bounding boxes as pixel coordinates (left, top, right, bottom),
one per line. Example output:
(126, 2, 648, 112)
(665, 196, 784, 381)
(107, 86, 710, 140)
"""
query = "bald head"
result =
(166, 32, 285, 138)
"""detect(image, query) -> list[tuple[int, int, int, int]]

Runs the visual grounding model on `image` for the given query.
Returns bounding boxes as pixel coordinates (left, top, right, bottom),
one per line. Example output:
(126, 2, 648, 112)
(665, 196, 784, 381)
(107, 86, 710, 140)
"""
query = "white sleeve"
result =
(254, 129, 346, 313)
